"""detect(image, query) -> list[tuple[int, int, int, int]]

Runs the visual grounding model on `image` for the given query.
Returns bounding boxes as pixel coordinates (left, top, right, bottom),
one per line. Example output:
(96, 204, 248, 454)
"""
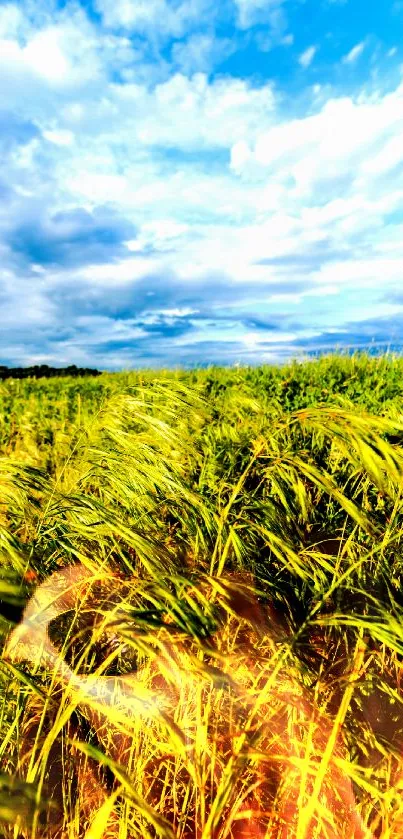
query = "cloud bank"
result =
(0, 0, 403, 368)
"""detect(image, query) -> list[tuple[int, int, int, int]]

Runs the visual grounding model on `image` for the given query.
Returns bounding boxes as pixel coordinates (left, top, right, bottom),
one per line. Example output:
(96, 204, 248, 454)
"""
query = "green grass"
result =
(1, 352, 403, 837)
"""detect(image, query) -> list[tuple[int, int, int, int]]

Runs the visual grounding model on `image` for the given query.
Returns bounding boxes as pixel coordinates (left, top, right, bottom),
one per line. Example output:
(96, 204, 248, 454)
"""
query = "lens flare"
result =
(3, 563, 374, 839)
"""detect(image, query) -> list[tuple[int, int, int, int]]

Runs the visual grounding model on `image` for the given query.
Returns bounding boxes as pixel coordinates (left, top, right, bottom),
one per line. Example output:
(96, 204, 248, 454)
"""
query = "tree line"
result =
(0, 364, 102, 380)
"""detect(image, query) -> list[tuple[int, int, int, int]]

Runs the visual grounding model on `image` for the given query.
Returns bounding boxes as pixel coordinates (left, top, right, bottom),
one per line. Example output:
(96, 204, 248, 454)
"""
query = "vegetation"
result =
(1, 351, 403, 837)
(0, 365, 101, 381)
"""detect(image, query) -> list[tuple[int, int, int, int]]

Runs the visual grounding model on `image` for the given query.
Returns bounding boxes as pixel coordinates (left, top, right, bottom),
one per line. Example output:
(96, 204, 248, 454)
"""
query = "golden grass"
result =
(1, 362, 403, 838)
(2, 563, 378, 839)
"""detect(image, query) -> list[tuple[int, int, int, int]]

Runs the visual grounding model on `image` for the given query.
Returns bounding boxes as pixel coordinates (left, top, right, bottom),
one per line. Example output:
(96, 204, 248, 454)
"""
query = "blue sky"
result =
(1, 0, 403, 370)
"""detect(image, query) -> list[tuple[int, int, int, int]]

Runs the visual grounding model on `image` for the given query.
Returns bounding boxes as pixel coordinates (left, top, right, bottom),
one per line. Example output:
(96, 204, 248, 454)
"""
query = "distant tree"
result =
(0, 364, 102, 380)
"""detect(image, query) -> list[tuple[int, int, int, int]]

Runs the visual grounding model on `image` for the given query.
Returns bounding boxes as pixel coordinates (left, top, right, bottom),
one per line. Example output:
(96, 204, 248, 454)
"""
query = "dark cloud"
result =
(135, 317, 194, 338)
(240, 316, 280, 331)
(48, 272, 310, 322)
(84, 338, 294, 370)
(294, 312, 403, 354)
(6, 205, 137, 269)
(5, 289, 403, 369)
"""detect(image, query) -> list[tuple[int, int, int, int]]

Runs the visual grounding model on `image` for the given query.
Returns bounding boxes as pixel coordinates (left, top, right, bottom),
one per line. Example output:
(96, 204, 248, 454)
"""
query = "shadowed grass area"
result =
(1, 356, 403, 837)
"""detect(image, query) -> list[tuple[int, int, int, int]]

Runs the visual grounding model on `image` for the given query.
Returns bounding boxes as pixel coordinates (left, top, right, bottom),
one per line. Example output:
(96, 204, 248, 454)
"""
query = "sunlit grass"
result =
(1, 354, 403, 837)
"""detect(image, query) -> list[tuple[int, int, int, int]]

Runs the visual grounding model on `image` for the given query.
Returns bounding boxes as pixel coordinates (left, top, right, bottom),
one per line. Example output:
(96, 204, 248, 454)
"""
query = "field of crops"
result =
(2, 352, 403, 839)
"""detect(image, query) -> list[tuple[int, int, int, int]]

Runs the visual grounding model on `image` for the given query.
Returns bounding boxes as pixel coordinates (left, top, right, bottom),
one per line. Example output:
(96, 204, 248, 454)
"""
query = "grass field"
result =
(2, 352, 403, 838)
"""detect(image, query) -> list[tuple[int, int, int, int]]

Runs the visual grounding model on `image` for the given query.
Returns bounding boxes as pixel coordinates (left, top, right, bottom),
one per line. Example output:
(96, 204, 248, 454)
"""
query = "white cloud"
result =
(79, 255, 163, 284)
(233, 0, 287, 31)
(388, 47, 398, 58)
(360, 134, 403, 177)
(298, 45, 317, 68)
(43, 129, 75, 146)
(24, 28, 70, 81)
(281, 33, 294, 46)
(171, 33, 234, 74)
(248, 83, 403, 200)
(94, 0, 211, 37)
(159, 307, 197, 317)
(54, 74, 277, 183)
(95, 0, 172, 31)
(230, 140, 253, 172)
(140, 219, 190, 239)
(242, 330, 298, 347)
(0, 4, 25, 38)
(311, 260, 403, 293)
(11, 137, 41, 170)
(0, 14, 104, 99)
(130, 219, 191, 252)
(342, 41, 365, 64)
(68, 172, 131, 203)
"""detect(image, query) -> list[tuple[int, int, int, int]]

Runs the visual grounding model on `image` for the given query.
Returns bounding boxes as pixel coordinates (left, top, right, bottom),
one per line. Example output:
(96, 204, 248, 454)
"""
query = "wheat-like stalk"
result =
(3, 563, 373, 839)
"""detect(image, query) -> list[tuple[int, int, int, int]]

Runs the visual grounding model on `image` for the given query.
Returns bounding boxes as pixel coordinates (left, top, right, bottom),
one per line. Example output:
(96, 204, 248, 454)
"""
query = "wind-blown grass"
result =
(1, 355, 403, 837)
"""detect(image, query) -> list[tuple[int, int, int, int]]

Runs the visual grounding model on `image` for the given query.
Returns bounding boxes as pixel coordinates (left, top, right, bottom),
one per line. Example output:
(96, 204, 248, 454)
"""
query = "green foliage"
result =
(2, 352, 403, 837)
